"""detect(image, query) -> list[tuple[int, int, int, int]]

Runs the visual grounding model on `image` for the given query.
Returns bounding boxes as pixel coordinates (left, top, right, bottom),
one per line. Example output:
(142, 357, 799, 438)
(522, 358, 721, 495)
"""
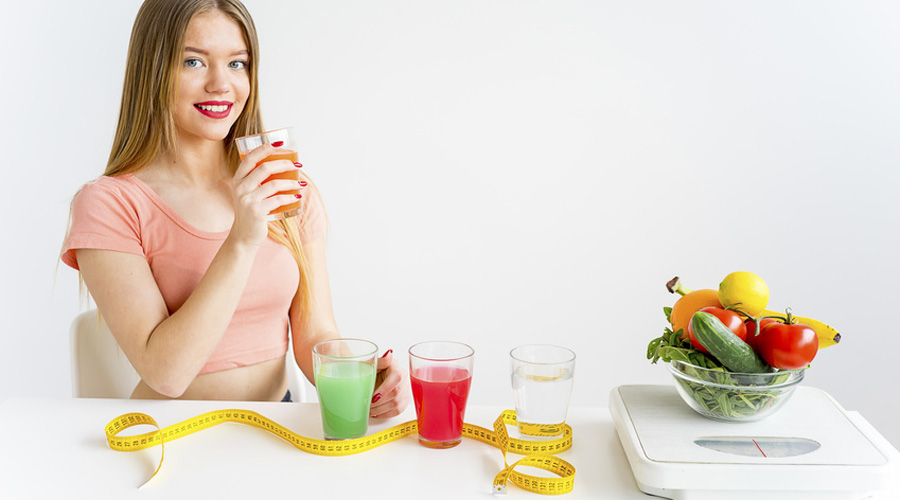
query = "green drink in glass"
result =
(313, 339, 378, 440)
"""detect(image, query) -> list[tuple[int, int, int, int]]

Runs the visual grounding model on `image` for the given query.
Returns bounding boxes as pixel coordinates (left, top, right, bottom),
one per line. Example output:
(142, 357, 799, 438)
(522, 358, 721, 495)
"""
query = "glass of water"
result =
(509, 344, 575, 438)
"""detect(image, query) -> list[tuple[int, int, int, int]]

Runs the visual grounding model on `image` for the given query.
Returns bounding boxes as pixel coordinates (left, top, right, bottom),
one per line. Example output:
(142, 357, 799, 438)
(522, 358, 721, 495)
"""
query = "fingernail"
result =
(372, 393, 382, 403)
(293, 162, 303, 168)
(381, 349, 393, 359)
(295, 194, 302, 199)
(299, 181, 308, 186)
(271, 141, 284, 147)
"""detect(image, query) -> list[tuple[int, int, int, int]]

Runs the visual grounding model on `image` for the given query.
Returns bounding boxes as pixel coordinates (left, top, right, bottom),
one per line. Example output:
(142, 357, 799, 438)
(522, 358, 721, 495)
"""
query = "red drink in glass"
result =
(408, 341, 474, 449)
(411, 366, 472, 446)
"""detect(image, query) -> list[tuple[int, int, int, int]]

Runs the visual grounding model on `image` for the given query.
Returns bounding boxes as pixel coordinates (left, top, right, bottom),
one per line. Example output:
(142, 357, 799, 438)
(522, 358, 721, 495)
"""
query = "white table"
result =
(0, 397, 897, 499)
(0, 398, 635, 499)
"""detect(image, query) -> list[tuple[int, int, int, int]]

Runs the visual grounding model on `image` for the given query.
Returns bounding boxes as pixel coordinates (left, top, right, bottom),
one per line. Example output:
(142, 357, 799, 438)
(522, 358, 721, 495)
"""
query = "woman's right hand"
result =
(229, 142, 303, 246)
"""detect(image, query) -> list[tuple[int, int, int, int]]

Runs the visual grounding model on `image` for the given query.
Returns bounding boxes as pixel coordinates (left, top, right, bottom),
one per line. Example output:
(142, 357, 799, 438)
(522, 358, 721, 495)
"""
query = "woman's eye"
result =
(229, 60, 247, 70)
(184, 58, 203, 68)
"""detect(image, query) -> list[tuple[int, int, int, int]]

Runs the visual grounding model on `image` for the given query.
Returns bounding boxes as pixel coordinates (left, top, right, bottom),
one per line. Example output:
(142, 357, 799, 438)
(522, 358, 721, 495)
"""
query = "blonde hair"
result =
(100, 0, 313, 324)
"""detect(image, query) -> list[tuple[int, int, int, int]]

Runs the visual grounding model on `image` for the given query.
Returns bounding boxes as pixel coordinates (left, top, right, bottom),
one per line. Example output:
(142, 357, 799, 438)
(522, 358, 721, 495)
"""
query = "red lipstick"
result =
(194, 101, 233, 119)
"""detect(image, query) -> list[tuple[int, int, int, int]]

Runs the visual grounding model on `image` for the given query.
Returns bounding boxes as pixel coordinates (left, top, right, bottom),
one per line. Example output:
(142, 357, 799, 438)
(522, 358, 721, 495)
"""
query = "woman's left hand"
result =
(369, 350, 410, 419)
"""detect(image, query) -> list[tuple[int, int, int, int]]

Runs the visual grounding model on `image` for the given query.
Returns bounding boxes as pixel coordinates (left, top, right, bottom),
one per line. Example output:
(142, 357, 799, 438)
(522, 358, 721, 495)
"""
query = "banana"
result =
(761, 309, 841, 349)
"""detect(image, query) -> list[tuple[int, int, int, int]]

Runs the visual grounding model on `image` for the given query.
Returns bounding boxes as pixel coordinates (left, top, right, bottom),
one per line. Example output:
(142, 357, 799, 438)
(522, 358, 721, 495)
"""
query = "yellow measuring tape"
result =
(105, 409, 574, 495)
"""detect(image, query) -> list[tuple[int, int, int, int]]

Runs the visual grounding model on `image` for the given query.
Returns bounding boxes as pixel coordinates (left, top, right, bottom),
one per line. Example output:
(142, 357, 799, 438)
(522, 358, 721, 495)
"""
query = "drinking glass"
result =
(409, 341, 474, 449)
(509, 344, 575, 438)
(235, 127, 302, 220)
(313, 339, 378, 440)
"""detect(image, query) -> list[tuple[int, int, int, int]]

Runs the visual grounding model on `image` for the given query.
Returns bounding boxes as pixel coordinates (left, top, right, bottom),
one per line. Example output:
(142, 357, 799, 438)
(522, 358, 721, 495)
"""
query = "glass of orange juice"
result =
(235, 127, 302, 220)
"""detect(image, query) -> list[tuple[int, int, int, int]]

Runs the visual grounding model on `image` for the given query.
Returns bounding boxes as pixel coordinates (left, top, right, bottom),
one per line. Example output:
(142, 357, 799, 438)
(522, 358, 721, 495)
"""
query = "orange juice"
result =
(240, 150, 301, 217)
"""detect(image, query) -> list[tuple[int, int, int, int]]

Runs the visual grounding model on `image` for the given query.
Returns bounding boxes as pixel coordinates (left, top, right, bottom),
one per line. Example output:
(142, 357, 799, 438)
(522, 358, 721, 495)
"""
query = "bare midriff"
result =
(129, 355, 290, 401)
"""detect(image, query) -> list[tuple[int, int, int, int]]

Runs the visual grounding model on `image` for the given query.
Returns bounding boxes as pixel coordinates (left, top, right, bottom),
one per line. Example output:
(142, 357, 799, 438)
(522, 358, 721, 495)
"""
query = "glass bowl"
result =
(667, 359, 805, 422)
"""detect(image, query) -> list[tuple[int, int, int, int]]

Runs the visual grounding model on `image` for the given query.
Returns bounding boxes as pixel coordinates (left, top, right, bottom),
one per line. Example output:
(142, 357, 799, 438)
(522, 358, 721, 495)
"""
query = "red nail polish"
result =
(271, 141, 284, 147)
(372, 393, 382, 403)
(295, 194, 302, 199)
(293, 162, 303, 168)
(299, 181, 308, 187)
(381, 349, 393, 359)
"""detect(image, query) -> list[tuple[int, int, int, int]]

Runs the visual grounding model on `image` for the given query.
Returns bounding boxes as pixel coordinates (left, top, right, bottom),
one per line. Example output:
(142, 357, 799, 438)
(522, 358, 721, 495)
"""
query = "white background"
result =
(1, 0, 898, 450)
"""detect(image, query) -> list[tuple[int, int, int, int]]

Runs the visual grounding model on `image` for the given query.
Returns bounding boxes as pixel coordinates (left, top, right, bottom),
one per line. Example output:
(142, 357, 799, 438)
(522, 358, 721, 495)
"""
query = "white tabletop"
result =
(1, 397, 898, 499)
(0, 397, 644, 499)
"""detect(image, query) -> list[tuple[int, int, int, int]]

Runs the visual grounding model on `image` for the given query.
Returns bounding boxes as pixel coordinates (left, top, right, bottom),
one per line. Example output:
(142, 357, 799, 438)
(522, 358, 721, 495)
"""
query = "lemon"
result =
(718, 271, 769, 316)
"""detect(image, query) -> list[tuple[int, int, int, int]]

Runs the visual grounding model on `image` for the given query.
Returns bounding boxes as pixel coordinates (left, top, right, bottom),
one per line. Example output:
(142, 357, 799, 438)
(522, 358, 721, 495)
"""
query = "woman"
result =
(61, 0, 408, 418)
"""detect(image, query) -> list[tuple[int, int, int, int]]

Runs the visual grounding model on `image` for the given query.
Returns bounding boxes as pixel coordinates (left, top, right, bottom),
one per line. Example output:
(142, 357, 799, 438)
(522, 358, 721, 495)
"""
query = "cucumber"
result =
(691, 312, 771, 373)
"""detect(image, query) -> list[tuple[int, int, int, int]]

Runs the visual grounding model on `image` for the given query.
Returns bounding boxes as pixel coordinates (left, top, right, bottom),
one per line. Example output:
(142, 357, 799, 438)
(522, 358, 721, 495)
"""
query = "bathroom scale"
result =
(609, 385, 900, 500)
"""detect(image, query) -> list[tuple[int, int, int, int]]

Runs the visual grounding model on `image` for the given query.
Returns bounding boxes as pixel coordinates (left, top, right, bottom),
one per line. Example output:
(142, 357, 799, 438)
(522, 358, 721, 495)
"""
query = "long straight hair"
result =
(99, 0, 313, 326)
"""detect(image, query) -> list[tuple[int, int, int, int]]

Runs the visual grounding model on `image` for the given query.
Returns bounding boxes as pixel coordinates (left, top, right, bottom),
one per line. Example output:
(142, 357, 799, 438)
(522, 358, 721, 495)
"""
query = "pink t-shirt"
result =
(61, 173, 327, 374)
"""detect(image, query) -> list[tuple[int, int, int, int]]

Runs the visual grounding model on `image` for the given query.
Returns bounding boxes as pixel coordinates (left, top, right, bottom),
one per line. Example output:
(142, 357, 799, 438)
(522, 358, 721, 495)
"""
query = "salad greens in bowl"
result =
(667, 359, 804, 422)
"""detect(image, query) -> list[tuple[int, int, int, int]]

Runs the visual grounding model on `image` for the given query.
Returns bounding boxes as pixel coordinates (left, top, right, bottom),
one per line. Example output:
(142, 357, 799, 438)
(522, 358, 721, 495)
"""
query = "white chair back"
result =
(69, 309, 140, 398)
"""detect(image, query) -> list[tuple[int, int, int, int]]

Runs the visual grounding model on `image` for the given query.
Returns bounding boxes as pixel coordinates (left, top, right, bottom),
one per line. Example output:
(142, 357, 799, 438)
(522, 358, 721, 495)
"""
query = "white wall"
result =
(2, 0, 898, 449)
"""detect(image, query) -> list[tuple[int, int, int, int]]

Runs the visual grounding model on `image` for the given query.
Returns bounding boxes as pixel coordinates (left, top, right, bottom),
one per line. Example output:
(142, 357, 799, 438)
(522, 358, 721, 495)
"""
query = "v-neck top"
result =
(61, 173, 327, 374)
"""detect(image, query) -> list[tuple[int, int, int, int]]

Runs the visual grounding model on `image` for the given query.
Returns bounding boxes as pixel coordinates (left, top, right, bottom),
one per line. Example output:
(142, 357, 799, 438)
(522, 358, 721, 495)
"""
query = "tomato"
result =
(752, 322, 819, 370)
(687, 307, 747, 354)
(743, 317, 778, 349)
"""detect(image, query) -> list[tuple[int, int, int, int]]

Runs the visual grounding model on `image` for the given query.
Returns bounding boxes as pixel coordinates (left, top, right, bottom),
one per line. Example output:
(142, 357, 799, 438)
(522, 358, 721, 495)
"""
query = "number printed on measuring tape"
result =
(105, 408, 575, 495)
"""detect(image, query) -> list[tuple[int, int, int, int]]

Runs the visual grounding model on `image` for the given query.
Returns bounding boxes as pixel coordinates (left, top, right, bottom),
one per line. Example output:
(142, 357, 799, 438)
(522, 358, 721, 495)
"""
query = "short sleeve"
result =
(296, 176, 328, 244)
(60, 179, 144, 270)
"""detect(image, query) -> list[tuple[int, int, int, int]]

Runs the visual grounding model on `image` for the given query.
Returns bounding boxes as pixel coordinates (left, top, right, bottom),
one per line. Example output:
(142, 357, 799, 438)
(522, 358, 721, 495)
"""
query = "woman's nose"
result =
(205, 65, 231, 94)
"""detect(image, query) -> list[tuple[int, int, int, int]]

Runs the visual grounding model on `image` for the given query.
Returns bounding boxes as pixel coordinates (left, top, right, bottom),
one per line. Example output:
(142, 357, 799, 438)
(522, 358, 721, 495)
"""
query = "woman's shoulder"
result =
(70, 173, 159, 220)
(294, 174, 328, 243)
(75, 174, 146, 204)
(78, 173, 140, 193)
(63, 174, 151, 270)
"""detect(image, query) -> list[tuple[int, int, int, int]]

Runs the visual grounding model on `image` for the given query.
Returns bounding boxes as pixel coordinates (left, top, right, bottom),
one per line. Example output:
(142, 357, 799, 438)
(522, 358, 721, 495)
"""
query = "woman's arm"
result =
(77, 236, 259, 397)
(290, 236, 409, 418)
(288, 236, 341, 383)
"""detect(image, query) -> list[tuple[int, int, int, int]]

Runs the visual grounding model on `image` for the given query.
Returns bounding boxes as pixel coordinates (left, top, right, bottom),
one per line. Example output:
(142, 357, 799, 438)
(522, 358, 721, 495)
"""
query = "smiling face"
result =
(172, 10, 251, 146)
